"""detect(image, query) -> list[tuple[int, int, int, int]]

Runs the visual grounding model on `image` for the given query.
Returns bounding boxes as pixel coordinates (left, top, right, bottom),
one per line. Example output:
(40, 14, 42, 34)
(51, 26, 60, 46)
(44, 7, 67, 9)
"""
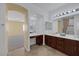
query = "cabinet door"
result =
(45, 35, 48, 45)
(51, 36, 57, 49)
(36, 35, 43, 45)
(56, 38, 64, 52)
(45, 35, 52, 46)
(76, 41, 79, 55)
(64, 39, 76, 56)
(45, 35, 49, 45)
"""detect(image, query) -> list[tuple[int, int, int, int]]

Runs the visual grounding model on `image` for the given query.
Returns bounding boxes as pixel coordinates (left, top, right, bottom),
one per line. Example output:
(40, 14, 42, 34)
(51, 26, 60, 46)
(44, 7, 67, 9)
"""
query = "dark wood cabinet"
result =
(51, 36, 57, 49)
(56, 37, 64, 52)
(36, 35, 43, 45)
(45, 35, 57, 49)
(45, 35, 64, 52)
(45, 35, 79, 56)
(76, 41, 79, 55)
(30, 35, 43, 45)
(45, 35, 52, 46)
(63, 39, 77, 56)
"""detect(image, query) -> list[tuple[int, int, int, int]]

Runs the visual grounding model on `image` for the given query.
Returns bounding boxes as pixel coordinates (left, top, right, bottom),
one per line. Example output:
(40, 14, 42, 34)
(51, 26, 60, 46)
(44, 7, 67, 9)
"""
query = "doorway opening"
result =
(6, 3, 30, 55)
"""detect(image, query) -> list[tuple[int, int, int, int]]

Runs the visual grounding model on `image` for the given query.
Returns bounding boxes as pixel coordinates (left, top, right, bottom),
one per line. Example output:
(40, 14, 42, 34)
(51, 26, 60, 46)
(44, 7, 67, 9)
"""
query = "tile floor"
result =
(8, 45, 67, 56)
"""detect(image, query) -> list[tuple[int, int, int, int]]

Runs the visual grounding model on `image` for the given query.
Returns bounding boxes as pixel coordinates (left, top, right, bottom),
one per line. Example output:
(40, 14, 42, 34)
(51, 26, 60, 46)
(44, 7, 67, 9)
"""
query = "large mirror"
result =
(74, 15, 79, 38)
(58, 16, 74, 36)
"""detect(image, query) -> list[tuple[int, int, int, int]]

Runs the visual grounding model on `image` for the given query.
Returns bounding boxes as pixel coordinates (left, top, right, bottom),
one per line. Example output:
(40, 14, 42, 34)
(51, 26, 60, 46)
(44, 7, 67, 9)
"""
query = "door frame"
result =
(6, 3, 30, 55)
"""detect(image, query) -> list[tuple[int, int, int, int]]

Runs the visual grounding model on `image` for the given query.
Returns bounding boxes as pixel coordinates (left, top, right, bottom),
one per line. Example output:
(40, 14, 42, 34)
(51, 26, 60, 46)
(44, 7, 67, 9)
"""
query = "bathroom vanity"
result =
(45, 34, 79, 56)
(30, 34, 43, 45)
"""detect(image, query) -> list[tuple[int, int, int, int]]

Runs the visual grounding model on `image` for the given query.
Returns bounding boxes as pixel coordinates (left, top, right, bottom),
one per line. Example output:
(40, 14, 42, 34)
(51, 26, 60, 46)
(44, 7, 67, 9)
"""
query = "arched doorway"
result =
(6, 3, 30, 55)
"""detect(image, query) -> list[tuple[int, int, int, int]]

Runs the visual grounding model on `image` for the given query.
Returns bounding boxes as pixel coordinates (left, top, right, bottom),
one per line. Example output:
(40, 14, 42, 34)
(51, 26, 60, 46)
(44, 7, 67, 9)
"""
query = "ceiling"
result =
(17, 3, 67, 16)
(7, 3, 67, 22)
(31, 3, 66, 13)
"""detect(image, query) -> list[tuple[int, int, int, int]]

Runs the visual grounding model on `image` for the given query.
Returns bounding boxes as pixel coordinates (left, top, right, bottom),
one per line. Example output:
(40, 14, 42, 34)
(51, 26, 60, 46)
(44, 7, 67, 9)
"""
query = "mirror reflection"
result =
(58, 16, 74, 36)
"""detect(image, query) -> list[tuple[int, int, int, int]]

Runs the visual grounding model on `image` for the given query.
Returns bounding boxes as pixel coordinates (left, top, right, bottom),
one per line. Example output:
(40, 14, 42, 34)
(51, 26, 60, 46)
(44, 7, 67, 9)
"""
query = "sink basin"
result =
(60, 33, 66, 36)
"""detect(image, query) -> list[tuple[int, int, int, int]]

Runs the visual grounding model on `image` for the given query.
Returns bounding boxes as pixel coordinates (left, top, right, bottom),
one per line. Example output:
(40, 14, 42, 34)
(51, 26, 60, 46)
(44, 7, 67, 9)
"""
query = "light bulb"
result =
(72, 9, 76, 12)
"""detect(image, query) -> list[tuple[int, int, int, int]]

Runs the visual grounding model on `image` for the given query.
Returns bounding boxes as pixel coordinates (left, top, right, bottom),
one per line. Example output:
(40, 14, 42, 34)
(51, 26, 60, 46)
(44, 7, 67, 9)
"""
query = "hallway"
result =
(8, 45, 67, 56)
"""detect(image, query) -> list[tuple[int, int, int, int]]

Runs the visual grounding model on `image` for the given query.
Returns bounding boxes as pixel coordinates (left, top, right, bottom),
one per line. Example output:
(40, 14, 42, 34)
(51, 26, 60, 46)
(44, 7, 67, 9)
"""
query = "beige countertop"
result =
(29, 33, 79, 41)
(46, 33, 79, 41)
(30, 33, 43, 37)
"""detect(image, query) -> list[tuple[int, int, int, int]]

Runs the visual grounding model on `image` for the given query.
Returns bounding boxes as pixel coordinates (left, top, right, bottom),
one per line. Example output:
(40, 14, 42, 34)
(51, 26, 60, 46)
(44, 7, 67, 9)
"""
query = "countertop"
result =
(29, 33, 79, 41)
(46, 33, 79, 41)
(30, 33, 43, 37)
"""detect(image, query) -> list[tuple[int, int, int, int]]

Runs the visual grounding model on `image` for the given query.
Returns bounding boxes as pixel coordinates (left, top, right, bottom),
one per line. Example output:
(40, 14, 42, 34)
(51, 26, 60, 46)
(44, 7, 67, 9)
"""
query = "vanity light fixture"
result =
(55, 8, 79, 17)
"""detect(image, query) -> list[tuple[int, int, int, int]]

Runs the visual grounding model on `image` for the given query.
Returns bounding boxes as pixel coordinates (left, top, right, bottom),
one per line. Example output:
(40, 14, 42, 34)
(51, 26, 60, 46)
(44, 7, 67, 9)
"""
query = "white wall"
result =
(29, 13, 44, 34)
(29, 13, 44, 45)
(43, 12, 53, 35)
(0, 4, 8, 56)
(35, 14, 44, 35)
